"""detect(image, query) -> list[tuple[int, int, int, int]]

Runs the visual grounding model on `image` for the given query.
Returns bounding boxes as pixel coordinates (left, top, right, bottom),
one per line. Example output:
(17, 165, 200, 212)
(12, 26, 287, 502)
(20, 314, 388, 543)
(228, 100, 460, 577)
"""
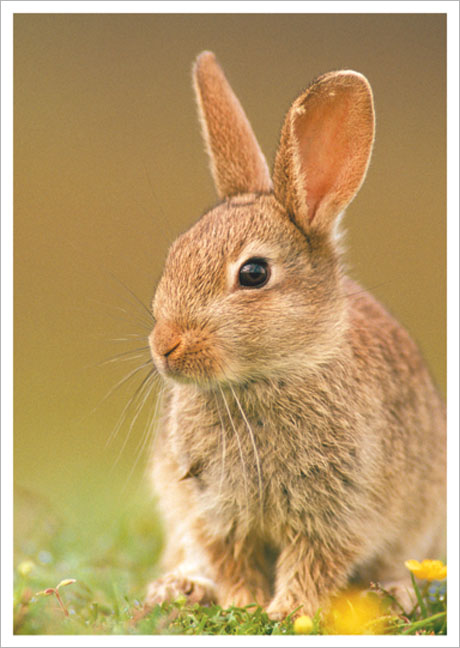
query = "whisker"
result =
(111, 334, 151, 343)
(142, 381, 165, 461)
(77, 359, 154, 428)
(229, 384, 264, 525)
(104, 362, 156, 448)
(213, 393, 227, 501)
(218, 385, 250, 527)
(135, 378, 163, 466)
(110, 369, 158, 471)
(108, 272, 155, 325)
(85, 297, 153, 332)
(345, 282, 391, 300)
(96, 345, 151, 368)
(122, 376, 163, 490)
(103, 353, 148, 366)
(145, 383, 167, 476)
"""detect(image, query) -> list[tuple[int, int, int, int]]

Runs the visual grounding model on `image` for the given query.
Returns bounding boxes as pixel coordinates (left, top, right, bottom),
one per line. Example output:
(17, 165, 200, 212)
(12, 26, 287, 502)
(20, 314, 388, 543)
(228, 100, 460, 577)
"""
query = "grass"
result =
(13, 485, 447, 636)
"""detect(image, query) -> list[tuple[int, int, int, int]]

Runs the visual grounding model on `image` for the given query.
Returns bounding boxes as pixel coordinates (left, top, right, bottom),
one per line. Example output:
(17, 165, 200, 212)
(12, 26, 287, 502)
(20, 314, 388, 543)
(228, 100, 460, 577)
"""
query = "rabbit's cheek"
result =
(170, 335, 221, 381)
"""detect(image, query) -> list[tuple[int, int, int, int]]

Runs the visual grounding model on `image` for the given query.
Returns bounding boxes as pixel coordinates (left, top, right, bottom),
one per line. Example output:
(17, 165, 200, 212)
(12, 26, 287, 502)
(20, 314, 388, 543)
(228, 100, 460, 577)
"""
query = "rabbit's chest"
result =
(167, 385, 360, 538)
(172, 410, 284, 510)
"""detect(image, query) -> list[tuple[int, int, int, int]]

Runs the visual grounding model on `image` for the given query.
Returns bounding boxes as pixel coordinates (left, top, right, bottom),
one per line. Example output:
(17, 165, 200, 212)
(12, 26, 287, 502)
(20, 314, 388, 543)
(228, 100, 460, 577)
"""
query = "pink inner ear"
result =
(294, 91, 361, 224)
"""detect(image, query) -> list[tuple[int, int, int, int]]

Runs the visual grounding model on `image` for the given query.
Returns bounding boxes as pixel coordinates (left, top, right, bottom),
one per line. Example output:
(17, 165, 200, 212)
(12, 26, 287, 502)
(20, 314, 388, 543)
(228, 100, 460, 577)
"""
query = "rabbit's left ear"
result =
(193, 51, 272, 198)
(273, 71, 375, 236)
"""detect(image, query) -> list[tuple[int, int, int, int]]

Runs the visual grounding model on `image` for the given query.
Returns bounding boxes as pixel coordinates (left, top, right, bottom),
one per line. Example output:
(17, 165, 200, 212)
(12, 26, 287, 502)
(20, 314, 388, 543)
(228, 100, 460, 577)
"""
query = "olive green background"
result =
(14, 13, 446, 528)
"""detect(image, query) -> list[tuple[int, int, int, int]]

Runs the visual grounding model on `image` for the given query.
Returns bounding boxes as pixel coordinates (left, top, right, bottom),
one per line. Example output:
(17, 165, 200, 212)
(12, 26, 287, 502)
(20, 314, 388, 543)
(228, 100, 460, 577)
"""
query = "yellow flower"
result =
(294, 615, 314, 634)
(17, 560, 35, 577)
(405, 559, 447, 581)
(323, 589, 388, 635)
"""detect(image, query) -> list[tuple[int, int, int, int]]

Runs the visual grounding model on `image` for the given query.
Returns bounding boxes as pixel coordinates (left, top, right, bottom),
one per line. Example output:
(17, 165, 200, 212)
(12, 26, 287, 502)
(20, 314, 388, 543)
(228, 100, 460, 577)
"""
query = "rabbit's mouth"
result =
(149, 320, 225, 386)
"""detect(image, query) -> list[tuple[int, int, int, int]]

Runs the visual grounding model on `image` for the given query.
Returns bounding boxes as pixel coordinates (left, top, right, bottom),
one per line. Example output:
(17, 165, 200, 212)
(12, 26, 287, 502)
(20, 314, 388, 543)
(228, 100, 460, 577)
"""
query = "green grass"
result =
(13, 485, 447, 636)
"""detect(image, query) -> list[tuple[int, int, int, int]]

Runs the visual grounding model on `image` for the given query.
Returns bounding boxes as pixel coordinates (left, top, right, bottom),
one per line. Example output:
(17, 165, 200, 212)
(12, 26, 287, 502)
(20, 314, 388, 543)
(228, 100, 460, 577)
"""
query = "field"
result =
(13, 483, 447, 636)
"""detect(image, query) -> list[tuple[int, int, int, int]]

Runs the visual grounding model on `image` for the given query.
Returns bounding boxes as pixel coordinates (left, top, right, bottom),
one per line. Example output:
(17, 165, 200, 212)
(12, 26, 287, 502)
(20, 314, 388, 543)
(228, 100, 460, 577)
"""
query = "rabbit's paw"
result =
(146, 571, 217, 607)
(220, 585, 269, 610)
(267, 594, 309, 620)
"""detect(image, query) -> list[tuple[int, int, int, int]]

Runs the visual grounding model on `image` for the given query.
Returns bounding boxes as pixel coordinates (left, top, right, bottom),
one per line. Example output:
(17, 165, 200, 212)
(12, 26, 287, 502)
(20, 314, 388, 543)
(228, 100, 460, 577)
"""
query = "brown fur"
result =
(145, 52, 446, 619)
(193, 51, 272, 198)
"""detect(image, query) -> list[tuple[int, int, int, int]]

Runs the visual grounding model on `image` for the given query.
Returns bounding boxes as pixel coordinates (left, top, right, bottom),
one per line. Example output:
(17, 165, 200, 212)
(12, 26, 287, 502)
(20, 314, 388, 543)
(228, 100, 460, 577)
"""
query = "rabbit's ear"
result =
(273, 71, 375, 235)
(193, 51, 272, 198)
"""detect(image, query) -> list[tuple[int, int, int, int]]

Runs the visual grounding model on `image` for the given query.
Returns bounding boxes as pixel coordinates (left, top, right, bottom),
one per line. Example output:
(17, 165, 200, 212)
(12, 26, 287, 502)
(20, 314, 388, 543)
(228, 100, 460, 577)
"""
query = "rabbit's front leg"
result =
(207, 536, 272, 609)
(266, 534, 352, 619)
(146, 567, 217, 607)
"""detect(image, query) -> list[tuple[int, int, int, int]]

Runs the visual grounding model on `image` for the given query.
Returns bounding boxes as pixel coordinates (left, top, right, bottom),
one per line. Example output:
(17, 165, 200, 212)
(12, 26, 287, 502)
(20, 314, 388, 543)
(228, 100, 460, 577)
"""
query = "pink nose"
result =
(151, 321, 183, 359)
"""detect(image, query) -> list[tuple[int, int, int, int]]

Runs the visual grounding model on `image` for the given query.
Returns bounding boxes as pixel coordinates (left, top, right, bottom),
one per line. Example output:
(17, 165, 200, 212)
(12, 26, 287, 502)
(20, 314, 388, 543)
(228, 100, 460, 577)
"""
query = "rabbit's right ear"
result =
(272, 71, 375, 236)
(193, 51, 272, 199)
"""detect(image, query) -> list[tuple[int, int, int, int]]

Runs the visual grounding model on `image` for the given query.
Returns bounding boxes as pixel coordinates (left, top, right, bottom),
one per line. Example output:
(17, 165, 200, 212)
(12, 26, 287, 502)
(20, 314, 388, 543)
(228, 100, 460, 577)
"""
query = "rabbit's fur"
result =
(146, 52, 446, 618)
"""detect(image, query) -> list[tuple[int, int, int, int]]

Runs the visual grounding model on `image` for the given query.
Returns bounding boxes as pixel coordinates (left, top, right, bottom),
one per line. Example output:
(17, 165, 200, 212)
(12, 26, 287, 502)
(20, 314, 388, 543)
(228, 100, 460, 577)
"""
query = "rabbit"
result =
(145, 51, 446, 619)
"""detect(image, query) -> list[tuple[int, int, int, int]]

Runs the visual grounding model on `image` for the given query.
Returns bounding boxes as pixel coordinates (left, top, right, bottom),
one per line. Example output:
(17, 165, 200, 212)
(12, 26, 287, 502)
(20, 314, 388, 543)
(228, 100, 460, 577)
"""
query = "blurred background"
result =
(14, 13, 446, 543)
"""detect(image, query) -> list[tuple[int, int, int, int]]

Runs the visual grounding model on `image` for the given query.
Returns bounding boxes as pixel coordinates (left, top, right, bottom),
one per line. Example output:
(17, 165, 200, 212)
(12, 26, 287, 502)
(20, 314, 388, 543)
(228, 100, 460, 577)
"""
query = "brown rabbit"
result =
(145, 51, 446, 619)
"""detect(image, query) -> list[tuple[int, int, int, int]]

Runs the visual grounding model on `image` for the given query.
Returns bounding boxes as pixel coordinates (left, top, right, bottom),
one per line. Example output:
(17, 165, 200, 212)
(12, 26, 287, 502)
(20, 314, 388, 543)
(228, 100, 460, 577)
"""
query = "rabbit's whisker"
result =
(344, 282, 391, 300)
(111, 368, 158, 471)
(96, 345, 151, 368)
(218, 384, 250, 526)
(144, 382, 166, 466)
(213, 393, 227, 502)
(229, 384, 264, 525)
(123, 377, 163, 490)
(80, 359, 154, 430)
(105, 363, 156, 449)
(135, 375, 162, 461)
(86, 297, 153, 332)
(111, 333, 151, 342)
(108, 272, 155, 325)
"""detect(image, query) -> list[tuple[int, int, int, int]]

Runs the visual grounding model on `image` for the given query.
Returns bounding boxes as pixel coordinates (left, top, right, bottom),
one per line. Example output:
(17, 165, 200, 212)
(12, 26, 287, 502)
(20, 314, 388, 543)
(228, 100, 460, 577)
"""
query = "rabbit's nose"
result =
(150, 321, 183, 359)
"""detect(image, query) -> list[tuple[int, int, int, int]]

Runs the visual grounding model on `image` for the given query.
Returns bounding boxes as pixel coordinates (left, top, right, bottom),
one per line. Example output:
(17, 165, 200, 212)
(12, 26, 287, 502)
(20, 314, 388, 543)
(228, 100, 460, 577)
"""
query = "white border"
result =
(446, 3, 460, 648)
(1, 0, 460, 14)
(1, 3, 15, 646)
(2, 2, 459, 647)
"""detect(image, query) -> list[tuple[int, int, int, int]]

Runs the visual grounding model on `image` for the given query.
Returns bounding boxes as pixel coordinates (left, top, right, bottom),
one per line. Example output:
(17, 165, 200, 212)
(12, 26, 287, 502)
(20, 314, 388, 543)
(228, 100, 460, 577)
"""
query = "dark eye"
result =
(238, 258, 270, 288)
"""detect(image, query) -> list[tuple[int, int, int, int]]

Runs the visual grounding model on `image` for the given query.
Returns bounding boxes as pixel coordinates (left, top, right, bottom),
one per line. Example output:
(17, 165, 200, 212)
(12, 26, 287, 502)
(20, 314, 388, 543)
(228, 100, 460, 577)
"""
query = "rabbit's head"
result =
(150, 52, 375, 388)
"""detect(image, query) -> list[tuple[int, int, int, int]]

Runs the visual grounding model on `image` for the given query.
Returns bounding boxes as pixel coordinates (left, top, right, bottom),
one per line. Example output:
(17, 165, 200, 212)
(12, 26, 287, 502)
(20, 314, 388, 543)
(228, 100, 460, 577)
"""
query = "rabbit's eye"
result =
(238, 258, 270, 288)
